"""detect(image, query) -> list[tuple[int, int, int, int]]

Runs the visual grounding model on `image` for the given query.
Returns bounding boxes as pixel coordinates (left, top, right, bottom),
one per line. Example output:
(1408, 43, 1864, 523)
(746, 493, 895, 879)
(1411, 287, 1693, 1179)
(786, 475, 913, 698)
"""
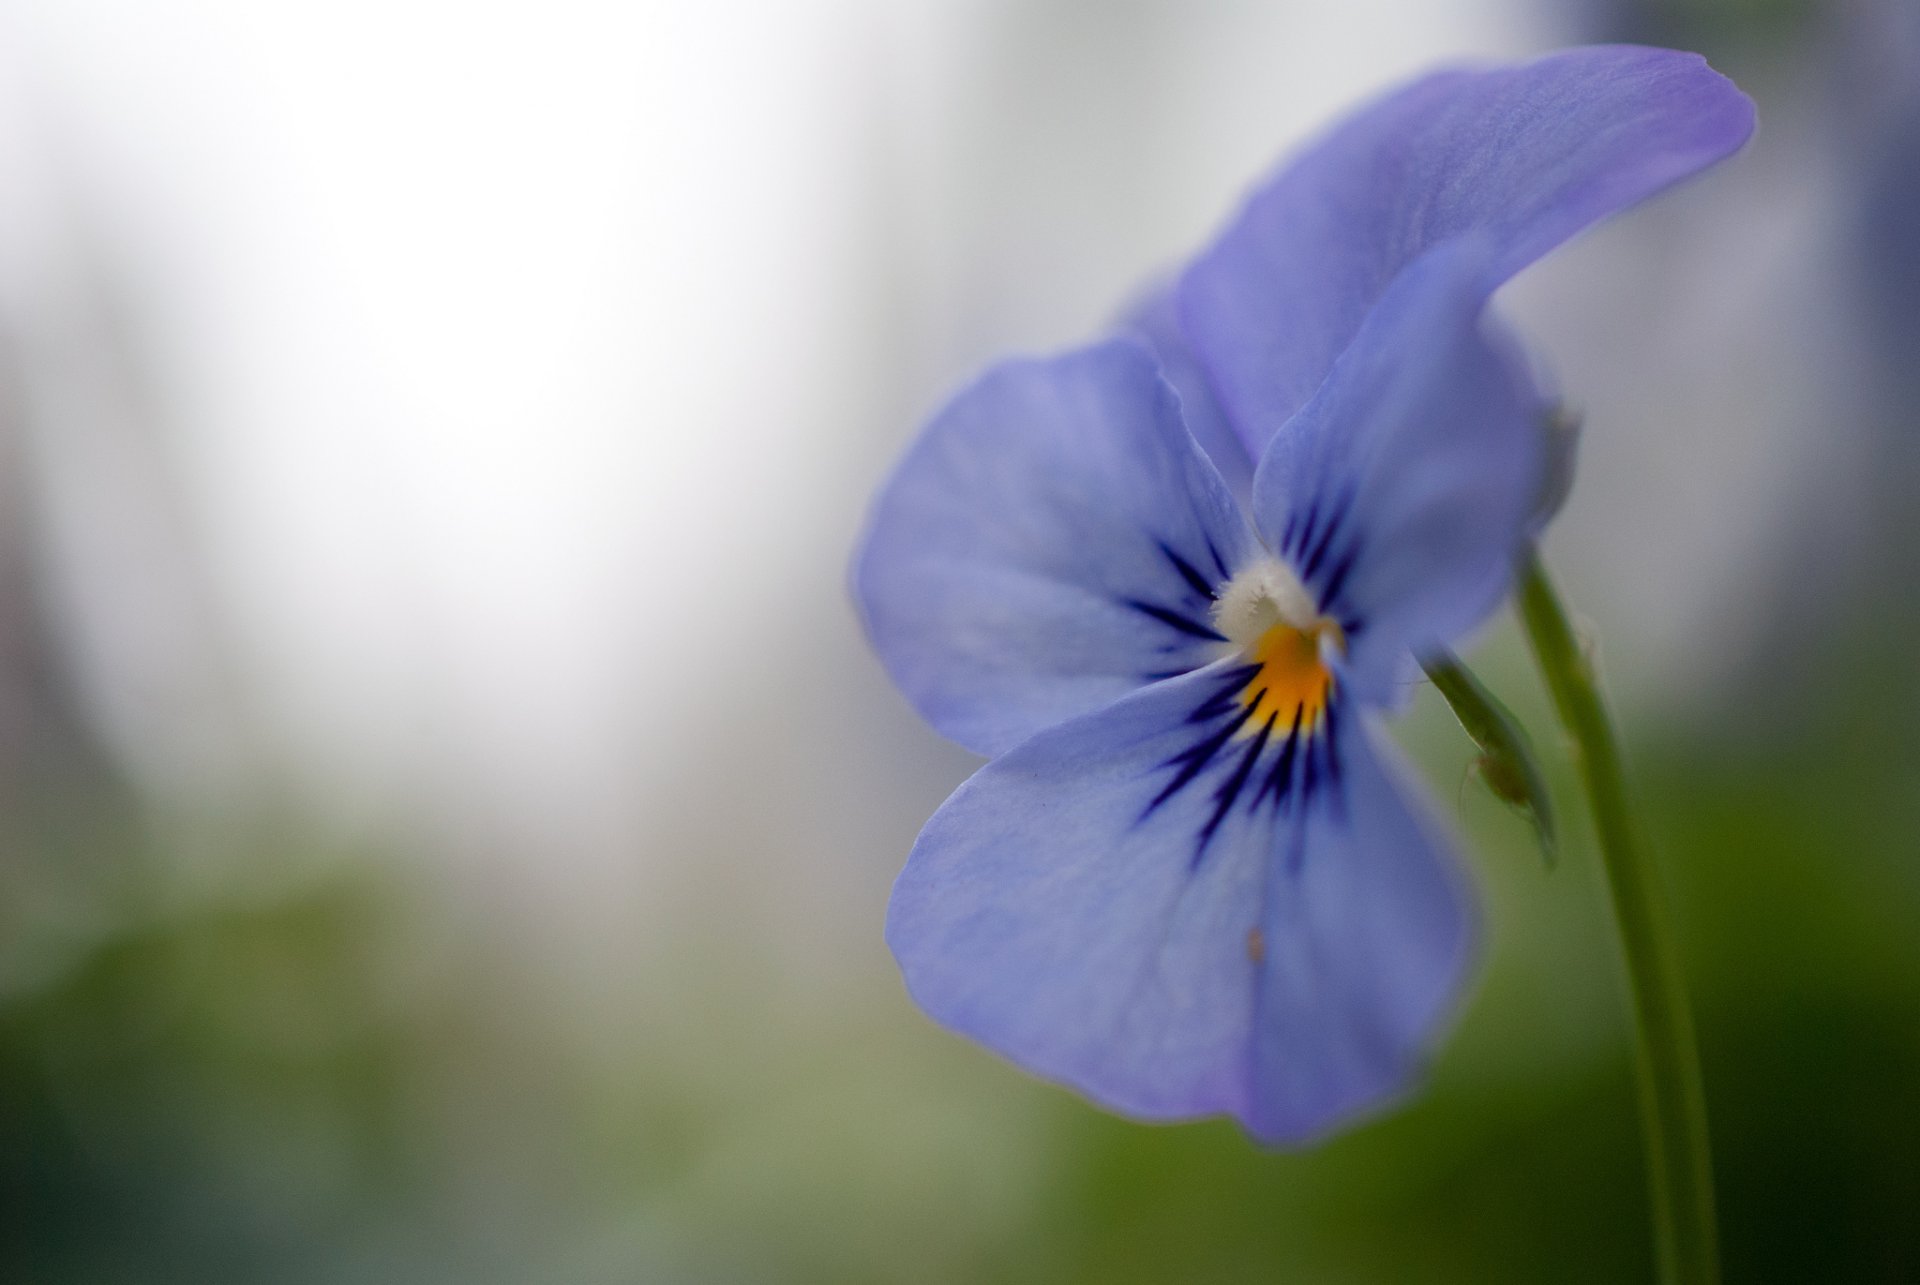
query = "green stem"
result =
(1516, 549, 1718, 1285)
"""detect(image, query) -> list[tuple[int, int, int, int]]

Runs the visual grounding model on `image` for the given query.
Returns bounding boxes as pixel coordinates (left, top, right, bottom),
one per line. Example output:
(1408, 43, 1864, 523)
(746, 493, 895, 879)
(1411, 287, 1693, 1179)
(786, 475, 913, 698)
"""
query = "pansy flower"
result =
(855, 46, 1753, 1144)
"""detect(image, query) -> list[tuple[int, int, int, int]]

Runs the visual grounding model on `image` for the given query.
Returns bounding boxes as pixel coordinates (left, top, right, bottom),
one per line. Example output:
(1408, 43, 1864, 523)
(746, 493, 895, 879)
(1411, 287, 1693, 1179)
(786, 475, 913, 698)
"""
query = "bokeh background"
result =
(0, 0, 1914, 1280)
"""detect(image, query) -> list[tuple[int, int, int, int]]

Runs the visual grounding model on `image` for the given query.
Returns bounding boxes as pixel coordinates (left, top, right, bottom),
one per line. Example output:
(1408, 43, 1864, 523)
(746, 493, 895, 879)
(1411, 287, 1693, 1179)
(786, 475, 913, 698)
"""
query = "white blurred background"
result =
(0, 0, 1829, 935)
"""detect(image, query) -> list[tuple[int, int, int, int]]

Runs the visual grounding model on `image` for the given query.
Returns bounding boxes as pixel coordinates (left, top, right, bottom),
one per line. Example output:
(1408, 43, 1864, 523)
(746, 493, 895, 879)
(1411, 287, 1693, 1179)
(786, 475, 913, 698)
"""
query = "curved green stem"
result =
(1516, 549, 1718, 1285)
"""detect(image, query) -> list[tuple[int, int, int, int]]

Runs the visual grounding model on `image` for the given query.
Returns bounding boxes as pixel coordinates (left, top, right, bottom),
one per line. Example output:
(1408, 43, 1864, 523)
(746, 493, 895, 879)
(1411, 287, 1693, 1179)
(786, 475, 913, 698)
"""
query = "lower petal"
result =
(886, 665, 1476, 1143)
(1248, 720, 1478, 1144)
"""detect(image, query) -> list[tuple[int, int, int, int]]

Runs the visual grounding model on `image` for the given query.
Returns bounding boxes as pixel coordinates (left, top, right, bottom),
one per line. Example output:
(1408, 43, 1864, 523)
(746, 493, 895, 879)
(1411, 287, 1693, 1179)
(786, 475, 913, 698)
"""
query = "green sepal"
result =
(1422, 648, 1557, 866)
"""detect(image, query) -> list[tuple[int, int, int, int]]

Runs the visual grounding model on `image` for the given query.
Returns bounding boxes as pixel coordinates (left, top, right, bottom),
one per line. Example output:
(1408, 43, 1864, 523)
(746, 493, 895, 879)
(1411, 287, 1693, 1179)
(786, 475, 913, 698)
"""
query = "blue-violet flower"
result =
(854, 46, 1753, 1144)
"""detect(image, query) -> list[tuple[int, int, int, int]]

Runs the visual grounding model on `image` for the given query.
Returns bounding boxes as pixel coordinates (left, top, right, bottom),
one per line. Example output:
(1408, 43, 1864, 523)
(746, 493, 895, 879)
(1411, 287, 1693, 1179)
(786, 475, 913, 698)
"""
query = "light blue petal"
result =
(887, 663, 1475, 1145)
(854, 339, 1258, 757)
(1179, 45, 1755, 460)
(1252, 244, 1546, 705)
(1247, 721, 1477, 1143)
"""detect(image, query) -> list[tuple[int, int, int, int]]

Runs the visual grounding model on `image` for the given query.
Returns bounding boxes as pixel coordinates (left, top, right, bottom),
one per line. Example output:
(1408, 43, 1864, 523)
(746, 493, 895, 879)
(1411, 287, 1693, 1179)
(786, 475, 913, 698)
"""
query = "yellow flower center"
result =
(1240, 618, 1341, 730)
(1210, 555, 1342, 733)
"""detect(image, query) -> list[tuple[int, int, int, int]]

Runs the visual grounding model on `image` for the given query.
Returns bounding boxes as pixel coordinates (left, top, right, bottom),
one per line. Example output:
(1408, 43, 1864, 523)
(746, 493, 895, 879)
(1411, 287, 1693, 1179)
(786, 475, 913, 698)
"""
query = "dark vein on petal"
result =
(1301, 515, 1342, 583)
(1187, 664, 1262, 723)
(1193, 710, 1276, 865)
(1318, 543, 1359, 609)
(1302, 483, 1356, 582)
(1256, 706, 1305, 811)
(1140, 701, 1256, 819)
(1124, 598, 1227, 642)
(1159, 541, 1218, 602)
(1320, 706, 1346, 823)
(1205, 536, 1230, 581)
(1301, 724, 1322, 807)
(1289, 500, 1321, 560)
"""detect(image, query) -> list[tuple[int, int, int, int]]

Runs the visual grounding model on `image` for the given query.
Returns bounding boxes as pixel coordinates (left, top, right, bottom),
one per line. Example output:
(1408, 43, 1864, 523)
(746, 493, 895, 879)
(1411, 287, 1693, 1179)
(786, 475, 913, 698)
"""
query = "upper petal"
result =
(853, 339, 1259, 757)
(1178, 45, 1755, 459)
(887, 662, 1475, 1145)
(1251, 243, 1546, 705)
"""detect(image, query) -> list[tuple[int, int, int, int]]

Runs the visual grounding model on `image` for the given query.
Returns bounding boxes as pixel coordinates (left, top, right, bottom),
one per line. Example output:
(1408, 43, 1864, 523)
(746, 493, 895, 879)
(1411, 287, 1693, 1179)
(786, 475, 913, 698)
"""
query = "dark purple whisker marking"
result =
(1283, 711, 1345, 874)
(1300, 485, 1354, 582)
(1124, 598, 1226, 642)
(1194, 710, 1277, 865)
(1205, 536, 1230, 581)
(1300, 726, 1322, 808)
(1319, 706, 1346, 822)
(1141, 700, 1257, 819)
(1255, 706, 1306, 811)
(1187, 664, 1262, 723)
(1159, 541, 1219, 602)
(1301, 528, 1339, 582)
(1318, 544, 1359, 608)
(1143, 661, 1346, 862)
(1287, 499, 1322, 560)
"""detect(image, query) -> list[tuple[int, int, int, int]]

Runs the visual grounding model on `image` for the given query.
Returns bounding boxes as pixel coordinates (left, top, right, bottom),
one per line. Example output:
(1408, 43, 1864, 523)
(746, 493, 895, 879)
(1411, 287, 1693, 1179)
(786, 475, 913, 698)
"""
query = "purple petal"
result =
(1179, 45, 1755, 461)
(1247, 716, 1478, 1143)
(887, 664, 1475, 1144)
(1252, 243, 1547, 705)
(853, 339, 1258, 757)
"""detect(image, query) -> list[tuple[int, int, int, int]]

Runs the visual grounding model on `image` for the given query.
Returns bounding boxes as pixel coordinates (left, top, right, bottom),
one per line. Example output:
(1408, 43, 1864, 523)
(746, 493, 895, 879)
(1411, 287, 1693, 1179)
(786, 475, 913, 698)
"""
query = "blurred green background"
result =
(3, 0, 1917, 1281)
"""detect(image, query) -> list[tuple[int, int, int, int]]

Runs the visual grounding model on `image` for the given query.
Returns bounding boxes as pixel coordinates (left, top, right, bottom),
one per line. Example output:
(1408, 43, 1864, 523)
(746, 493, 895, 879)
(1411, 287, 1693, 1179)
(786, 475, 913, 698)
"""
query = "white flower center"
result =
(1210, 556, 1319, 649)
